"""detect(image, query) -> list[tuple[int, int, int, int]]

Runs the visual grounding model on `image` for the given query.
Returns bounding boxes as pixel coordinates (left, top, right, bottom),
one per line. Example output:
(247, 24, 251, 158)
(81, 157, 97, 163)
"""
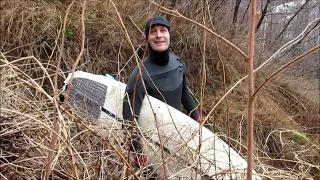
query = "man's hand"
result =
(133, 153, 148, 167)
(194, 114, 201, 122)
(133, 153, 159, 179)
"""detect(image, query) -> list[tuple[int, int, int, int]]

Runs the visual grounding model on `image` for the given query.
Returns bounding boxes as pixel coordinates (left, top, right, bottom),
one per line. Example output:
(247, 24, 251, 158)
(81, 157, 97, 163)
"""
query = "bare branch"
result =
(148, 0, 249, 60)
(276, 0, 311, 39)
(286, 20, 320, 52)
(202, 18, 320, 127)
(45, 0, 75, 179)
(253, 45, 320, 97)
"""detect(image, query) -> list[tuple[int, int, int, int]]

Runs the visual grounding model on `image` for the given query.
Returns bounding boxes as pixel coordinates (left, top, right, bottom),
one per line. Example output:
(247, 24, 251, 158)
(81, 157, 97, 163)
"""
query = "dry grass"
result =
(0, 59, 137, 179)
(1, 0, 319, 179)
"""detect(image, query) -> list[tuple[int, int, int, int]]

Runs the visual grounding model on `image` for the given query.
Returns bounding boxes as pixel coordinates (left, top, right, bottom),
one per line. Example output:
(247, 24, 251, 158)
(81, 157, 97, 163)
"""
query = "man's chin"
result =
(152, 46, 168, 52)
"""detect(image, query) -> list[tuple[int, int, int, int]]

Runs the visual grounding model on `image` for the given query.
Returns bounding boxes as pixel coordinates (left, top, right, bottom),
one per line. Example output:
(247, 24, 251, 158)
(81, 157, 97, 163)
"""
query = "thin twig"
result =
(204, 0, 219, 175)
(1, 55, 138, 178)
(60, 1, 88, 178)
(62, 0, 86, 107)
(129, 16, 144, 37)
(202, 18, 320, 126)
(106, 1, 171, 178)
(39, 16, 63, 96)
(46, 0, 75, 179)
(148, 0, 249, 60)
(253, 45, 320, 97)
(60, 107, 139, 179)
(197, 1, 206, 176)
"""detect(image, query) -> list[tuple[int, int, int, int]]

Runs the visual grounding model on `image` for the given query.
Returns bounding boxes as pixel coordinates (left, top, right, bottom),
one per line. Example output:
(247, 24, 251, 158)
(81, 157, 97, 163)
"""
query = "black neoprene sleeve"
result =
(123, 68, 147, 121)
(181, 75, 200, 120)
(122, 67, 146, 153)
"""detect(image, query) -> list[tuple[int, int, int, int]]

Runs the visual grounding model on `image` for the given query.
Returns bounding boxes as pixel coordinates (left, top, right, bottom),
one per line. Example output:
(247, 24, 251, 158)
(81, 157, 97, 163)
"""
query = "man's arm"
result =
(123, 67, 146, 123)
(122, 67, 149, 166)
(181, 74, 201, 122)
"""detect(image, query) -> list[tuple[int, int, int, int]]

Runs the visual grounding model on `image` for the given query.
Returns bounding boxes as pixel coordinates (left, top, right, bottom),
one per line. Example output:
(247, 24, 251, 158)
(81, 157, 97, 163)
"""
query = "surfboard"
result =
(61, 71, 261, 179)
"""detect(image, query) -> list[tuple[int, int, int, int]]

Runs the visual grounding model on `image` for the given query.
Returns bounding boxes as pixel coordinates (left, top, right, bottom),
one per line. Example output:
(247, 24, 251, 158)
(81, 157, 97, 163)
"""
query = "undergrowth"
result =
(0, 0, 319, 179)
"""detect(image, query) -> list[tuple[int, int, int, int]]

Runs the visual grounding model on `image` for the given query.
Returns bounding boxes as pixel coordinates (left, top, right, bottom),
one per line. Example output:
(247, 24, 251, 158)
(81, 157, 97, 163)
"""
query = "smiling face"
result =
(147, 25, 170, 52)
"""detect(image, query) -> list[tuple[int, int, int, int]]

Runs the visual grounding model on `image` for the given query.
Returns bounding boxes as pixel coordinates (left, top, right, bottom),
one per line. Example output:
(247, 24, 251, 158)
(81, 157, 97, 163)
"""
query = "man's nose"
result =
(155, 30, 161, 38)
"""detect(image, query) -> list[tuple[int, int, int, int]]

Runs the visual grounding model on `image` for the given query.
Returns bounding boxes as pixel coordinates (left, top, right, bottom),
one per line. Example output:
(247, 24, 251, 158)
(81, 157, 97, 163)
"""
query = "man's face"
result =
(147, 25, 170, 52)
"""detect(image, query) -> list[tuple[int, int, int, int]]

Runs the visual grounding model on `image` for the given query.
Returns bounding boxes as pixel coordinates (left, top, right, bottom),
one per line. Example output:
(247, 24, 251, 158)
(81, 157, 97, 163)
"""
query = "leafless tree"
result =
(256, 0, 272, 32)
(276, 0, 311, 39)
(233, 0, 242, 25)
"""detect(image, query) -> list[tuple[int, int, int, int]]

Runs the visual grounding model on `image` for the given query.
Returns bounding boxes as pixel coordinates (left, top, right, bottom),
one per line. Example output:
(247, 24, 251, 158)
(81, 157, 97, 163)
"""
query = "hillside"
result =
(0, 0, 319, 179)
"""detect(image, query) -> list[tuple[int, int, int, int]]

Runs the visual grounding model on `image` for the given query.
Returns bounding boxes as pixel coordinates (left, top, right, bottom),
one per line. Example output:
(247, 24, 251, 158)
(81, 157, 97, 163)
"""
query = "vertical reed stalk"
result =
(247, 0, 257, 179)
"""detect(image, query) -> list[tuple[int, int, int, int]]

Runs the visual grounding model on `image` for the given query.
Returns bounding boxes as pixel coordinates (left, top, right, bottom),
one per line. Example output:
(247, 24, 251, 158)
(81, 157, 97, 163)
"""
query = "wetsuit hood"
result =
(145, 16, 171, 66)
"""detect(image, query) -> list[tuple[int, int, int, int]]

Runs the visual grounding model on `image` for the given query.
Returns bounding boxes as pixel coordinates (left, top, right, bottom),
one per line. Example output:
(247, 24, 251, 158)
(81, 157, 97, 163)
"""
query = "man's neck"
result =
(149, 46, 170, 66)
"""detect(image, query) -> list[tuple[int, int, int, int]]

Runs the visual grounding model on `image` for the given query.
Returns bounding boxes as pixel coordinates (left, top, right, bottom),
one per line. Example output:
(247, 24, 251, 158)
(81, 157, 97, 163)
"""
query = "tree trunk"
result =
(256, 0, 272, 32)
(233, 0, 242, 25)
(242, 0, 250, 23)
(276, 0, 311, 39)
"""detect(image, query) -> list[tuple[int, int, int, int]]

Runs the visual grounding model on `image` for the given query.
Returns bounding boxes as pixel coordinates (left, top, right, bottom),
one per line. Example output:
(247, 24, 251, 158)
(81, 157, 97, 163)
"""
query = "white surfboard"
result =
(61, 71, 261, 179)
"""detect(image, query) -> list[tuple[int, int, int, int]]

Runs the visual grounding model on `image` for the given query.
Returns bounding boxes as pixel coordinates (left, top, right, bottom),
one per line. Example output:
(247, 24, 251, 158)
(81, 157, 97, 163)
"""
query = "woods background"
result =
(0, 0, 319, 179)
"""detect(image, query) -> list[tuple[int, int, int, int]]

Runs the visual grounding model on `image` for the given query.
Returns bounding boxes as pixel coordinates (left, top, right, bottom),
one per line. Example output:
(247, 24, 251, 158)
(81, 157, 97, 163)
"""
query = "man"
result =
(122, 15, 200, 177)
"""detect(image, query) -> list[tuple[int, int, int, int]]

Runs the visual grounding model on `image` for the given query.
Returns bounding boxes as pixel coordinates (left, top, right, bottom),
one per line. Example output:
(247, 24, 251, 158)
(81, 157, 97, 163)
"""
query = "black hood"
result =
(145, 16, 171, 66)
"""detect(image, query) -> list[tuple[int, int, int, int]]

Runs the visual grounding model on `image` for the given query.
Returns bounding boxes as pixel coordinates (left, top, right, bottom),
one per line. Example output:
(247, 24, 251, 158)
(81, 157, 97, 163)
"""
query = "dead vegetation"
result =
(0, 0, 319, 179)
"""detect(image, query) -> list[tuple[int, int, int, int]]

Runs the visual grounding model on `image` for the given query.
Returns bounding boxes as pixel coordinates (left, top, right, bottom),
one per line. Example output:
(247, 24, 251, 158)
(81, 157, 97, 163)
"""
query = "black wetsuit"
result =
(122, 47, 200, 152)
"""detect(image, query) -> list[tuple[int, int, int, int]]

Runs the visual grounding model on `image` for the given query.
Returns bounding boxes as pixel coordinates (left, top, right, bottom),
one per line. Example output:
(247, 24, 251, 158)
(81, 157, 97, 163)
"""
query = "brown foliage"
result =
(0, 0, 319, 179)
